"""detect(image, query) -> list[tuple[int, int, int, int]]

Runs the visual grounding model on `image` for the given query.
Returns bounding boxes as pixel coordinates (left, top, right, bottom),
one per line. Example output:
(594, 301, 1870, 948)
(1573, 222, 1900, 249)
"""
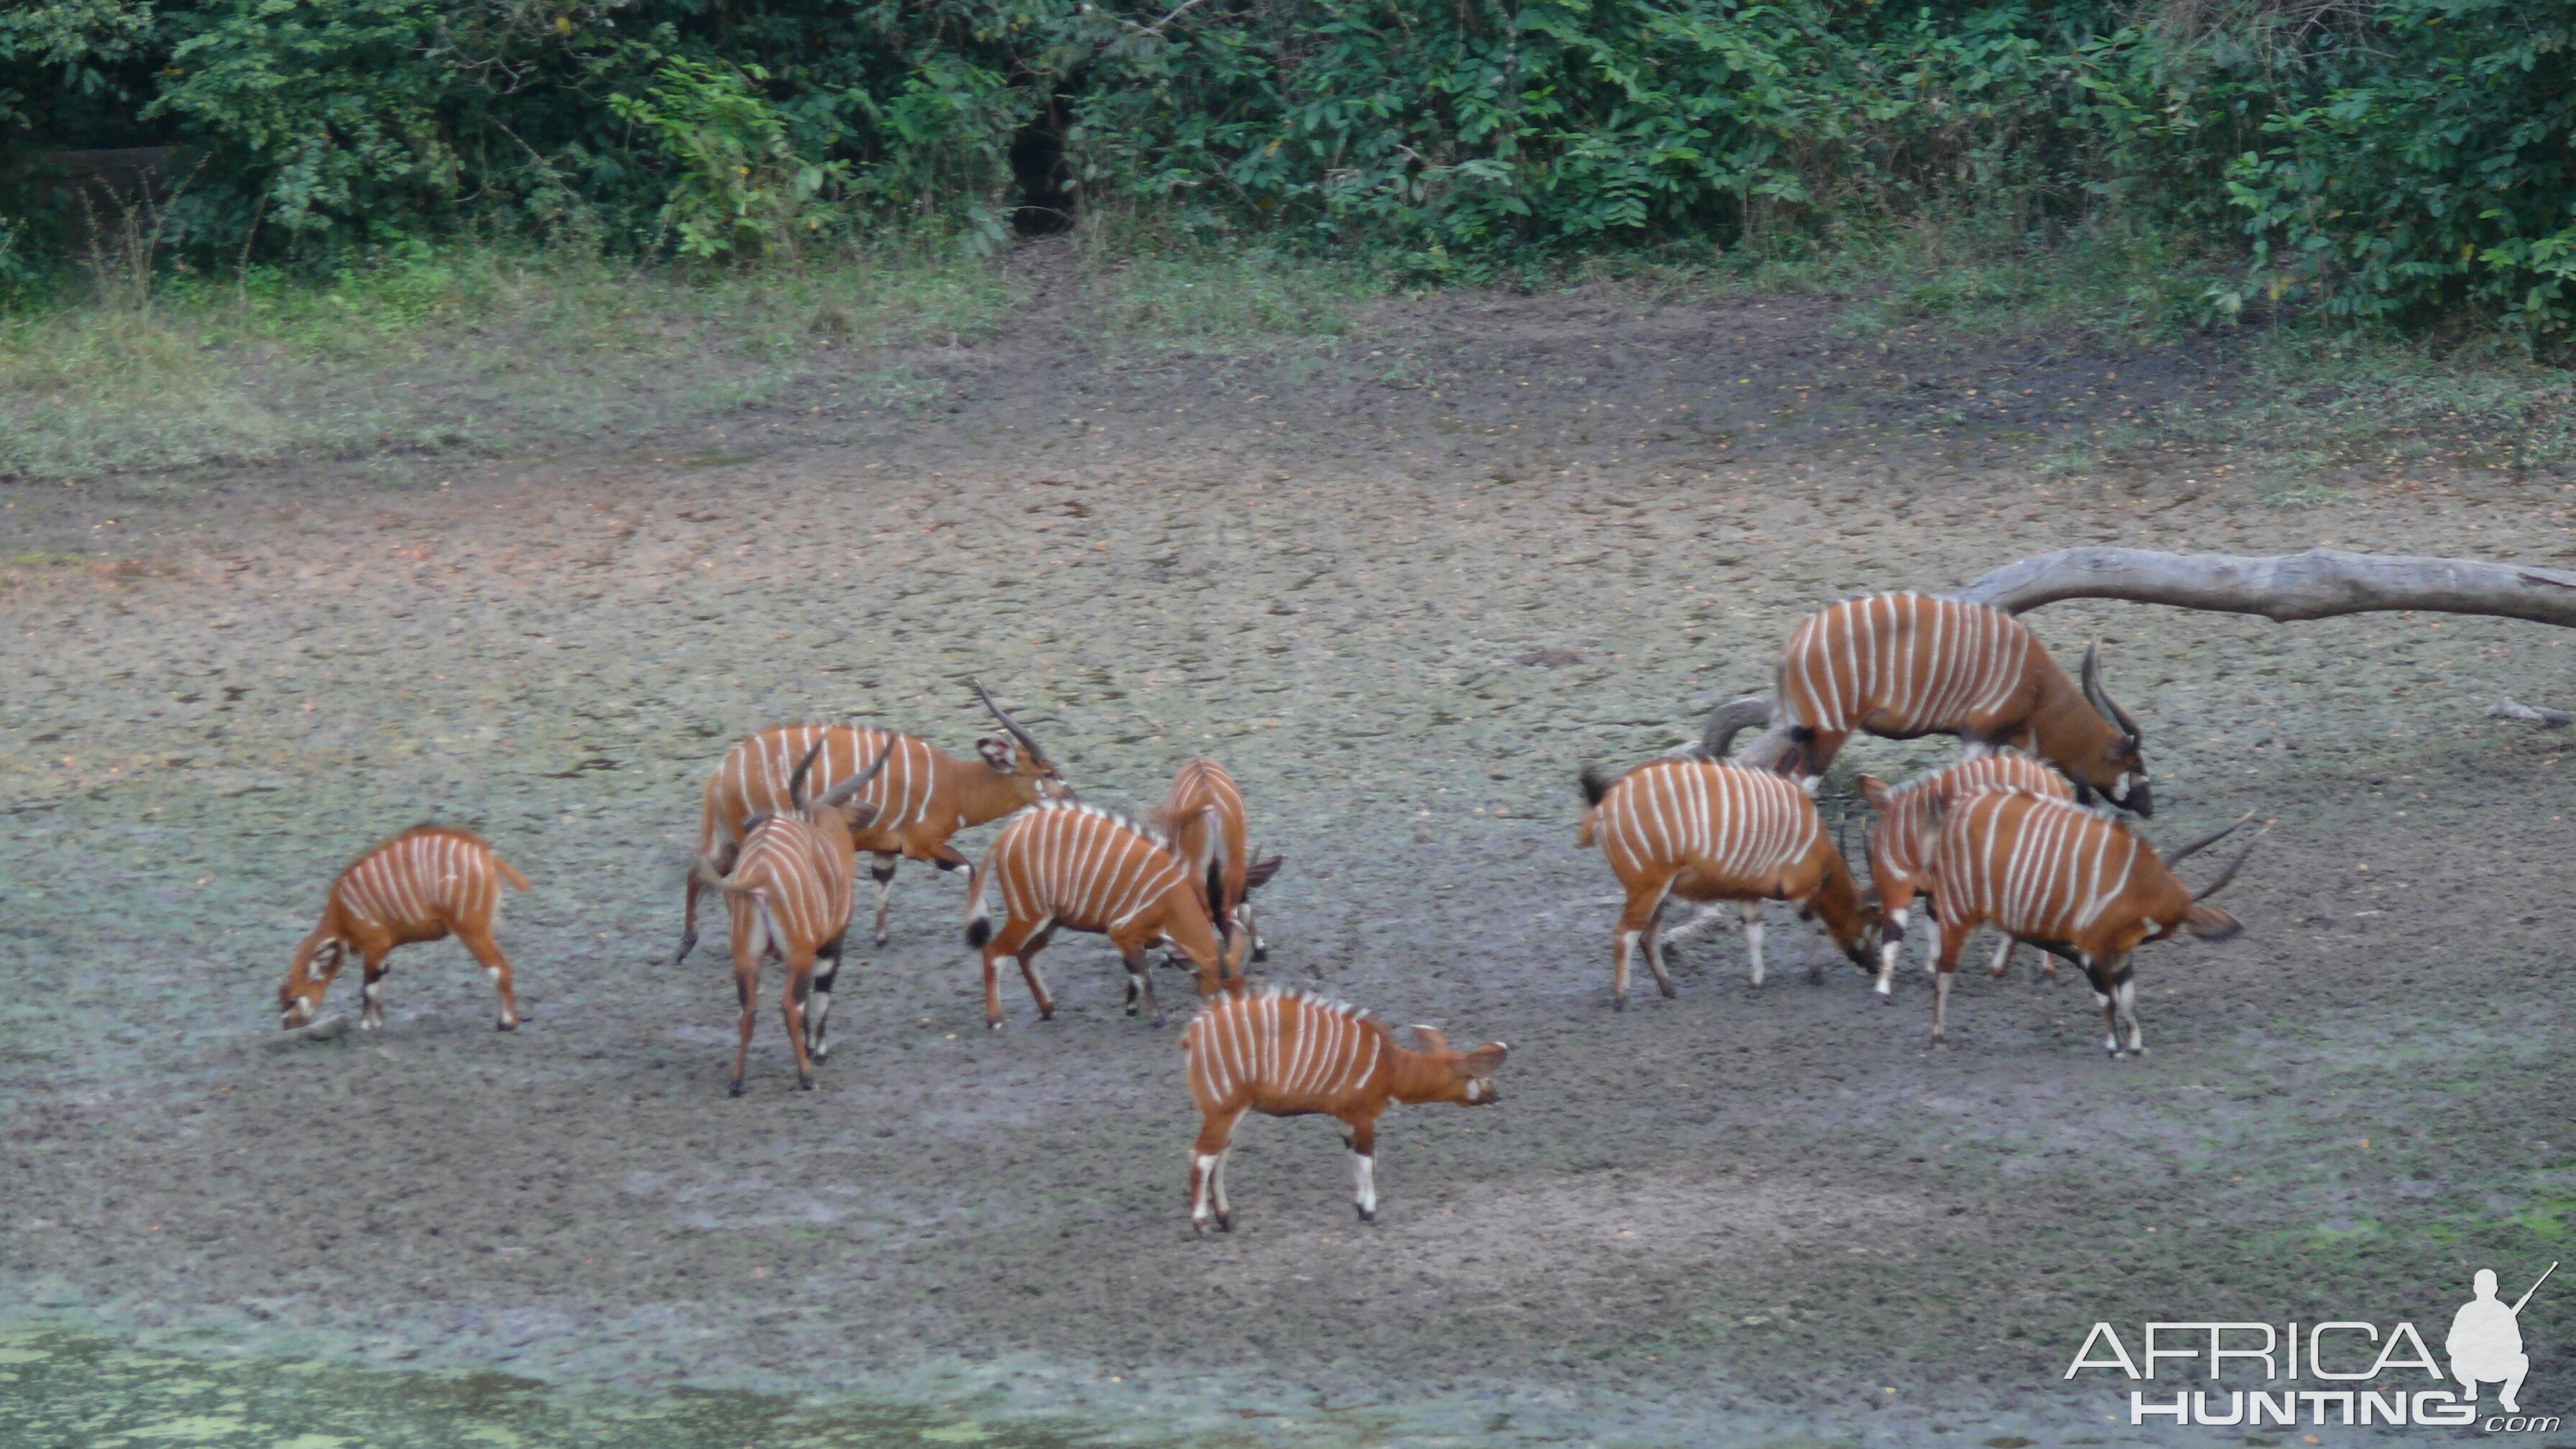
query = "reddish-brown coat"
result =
(693, 742, 891, 1094)
(1156, 758, 1281, 962)
(1773, 594, 2150, 814)
(1857, 752, 2074, 993)
(1921, 789, 2243, 1055)
(962, 803, 1246, 1030)
(277, 826, 530, 1033)
(1578, 756, 1878, 1007)
(677, 684, 1071, 960)
(1180, 988, 1505, 1229)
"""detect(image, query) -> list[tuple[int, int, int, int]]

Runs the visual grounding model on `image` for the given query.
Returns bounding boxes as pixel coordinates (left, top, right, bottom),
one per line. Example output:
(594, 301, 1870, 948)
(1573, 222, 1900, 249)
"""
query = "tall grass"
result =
(1078, 246, 1381, 348)
(6, 215, 2571, 489)
(0, 242, 1021, 480)
(2165, 333, 2576, 477)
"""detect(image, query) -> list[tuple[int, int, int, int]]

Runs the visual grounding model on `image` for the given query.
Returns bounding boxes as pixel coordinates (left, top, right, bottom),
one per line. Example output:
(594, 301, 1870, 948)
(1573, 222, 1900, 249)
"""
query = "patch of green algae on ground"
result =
(1, 1332, 1123, 1449)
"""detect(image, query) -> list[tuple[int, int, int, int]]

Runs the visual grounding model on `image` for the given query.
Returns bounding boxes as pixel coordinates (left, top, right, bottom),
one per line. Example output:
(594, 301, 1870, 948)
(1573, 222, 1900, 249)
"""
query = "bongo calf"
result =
(694, 740, 892, 1095)
(1577, 755, 1879, 1008)
(1857, 752, 2074, 996)
(277, 827, 530, 1032)
(1157, 758, 1283, 962)
(962, 801, 1244, 1029)
(1182, 988, 1506, 1230)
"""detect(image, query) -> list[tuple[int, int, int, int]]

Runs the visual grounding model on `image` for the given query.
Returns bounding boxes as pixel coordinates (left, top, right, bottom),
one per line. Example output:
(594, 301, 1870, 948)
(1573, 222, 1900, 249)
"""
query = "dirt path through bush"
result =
(5, 265, 2572, 1445)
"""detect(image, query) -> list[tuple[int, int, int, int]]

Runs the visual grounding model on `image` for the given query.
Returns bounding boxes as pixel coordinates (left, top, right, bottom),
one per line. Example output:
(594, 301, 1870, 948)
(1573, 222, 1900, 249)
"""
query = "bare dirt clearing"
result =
(4, 256, 2572, 1447)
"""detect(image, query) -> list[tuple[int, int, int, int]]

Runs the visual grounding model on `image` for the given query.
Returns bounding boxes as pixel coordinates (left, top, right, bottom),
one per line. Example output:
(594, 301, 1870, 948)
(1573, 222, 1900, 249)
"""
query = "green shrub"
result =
(5, 0, 2576, 343)
(610, 59, 847, 262)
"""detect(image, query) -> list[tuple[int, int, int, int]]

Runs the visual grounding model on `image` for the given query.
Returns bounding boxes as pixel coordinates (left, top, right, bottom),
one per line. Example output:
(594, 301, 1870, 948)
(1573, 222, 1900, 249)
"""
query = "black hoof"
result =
(1657, 982, 1677, 999)
(1251, 947, 1269, 963)
(1612, 995, 1627, 1012)
(799, 1073, 815, 1091)
(729, 1080, 746, 1098)
(496, 1018, 518, 1031)
(1357, 1207, 1376, 1225)
(1216, 1214, 1233, 1233)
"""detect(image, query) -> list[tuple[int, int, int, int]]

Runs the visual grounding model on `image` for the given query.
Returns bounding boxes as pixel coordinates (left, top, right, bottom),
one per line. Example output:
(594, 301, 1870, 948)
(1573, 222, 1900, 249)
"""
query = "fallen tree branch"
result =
(2489, 697, 2574, 727)
(1700, 548, 2576, 765)
(1953, 547, 2576, 627)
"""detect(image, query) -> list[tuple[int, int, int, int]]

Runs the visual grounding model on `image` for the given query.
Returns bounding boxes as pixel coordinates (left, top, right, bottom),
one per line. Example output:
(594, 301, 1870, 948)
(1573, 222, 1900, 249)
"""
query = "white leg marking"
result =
(1664, 903, 1731, 944)
(1987, 935, 2015, 979)
(1742, 906, 1767, 988)
(1353, 1152, 1377, 1220)
(1191, 1151, 1220, 1223)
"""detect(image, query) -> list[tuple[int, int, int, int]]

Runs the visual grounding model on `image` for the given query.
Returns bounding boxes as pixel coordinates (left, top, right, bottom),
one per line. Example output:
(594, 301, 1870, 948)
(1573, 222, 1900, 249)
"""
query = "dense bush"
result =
(6, 0, 2576, 340)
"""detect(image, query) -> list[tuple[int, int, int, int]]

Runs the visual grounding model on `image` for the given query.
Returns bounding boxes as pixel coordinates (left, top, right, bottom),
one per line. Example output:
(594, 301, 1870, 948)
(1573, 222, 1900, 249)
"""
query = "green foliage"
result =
(610, 59, 847, 261)
(5, 0, 2576, 341)
(2215, 0, 2576, 340)
(1070, 0, 2098, 259)
(144, 0, 642, 249)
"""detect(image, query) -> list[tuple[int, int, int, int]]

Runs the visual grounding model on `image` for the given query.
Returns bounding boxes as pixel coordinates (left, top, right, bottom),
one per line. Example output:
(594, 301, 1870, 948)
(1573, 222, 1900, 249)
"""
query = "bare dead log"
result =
(1701, 548, 2576, 766)
(1952, 547, 2576, 627)
(2490, 698, 2574, 727)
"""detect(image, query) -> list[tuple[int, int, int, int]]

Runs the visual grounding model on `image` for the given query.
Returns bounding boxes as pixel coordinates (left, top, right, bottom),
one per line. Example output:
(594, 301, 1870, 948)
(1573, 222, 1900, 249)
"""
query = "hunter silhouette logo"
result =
(2065, 1261, 2559, 1431)
(2450, 1263, 2554, 1413)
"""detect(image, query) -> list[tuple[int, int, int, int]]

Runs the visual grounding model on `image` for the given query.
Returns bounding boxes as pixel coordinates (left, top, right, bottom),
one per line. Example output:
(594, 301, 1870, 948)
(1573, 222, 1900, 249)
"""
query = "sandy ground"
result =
(4, 252, 2575, 1447)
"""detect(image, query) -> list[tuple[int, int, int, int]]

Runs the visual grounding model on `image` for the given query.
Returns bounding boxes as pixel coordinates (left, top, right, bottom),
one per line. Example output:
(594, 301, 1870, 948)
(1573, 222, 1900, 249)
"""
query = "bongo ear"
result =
(976, 735, 1018, 773)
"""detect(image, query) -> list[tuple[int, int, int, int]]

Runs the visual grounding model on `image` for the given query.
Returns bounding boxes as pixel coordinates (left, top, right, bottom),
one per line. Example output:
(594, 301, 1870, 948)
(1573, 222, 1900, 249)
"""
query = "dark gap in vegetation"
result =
(1010, 96, 1075, 238)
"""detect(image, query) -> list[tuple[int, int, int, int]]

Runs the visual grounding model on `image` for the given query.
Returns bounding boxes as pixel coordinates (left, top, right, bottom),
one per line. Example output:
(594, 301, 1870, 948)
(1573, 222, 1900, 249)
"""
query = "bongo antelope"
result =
(1182, 988, 1506, 1230)
(692, 740, 893, 1095)
(1769, 594, 2153, 814)
(277, 827, 530, 1032)
(1157, 758, 1282, 962)
(1578, 755, 1880, 1008)
(1857, 753, 2076, 996)
(962, 801, 1245, 1030)
(676, 679, 1070, 962)
(1923, 791, 2256, 1055)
